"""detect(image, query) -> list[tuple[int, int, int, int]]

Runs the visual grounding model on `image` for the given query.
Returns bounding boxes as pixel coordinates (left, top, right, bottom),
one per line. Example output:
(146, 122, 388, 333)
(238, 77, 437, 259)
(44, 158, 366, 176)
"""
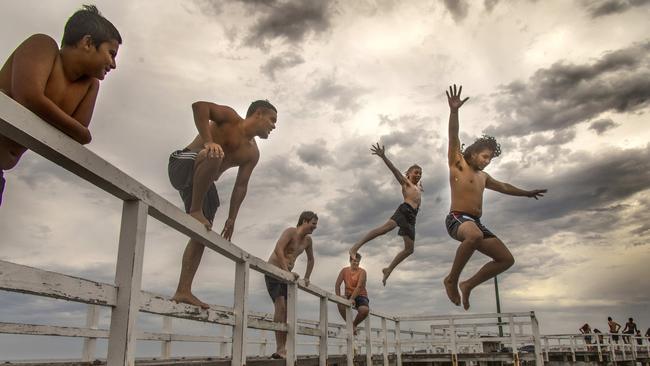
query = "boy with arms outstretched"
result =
(0, 5, 121, 205)
(265, 211, 317, 359)
(169, 100, 277, 309)
(349, 142, 422, 286)
(443, 84, 546, 310)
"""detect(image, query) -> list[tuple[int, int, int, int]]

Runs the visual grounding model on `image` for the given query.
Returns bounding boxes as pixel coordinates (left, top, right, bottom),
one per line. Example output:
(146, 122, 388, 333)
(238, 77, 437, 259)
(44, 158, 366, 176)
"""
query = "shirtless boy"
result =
(266, 211, 317, 359)
(169, 100, 277, 308)
(443, 84, 546, 310)
(608, 316, 621, 343)
(349, 142, 422, 286)
(0, 5, 121, 206)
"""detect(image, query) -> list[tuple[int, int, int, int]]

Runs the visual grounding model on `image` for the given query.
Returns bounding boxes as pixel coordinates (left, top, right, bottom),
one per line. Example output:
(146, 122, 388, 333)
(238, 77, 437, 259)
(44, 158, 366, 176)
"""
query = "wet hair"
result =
(608, 317, 613, 321)
(246, 100, 277, 118)
(462, 135, 501, 163)
(297, 211, 318, 227)
(62, 5, 122, 47)
(405, 164, 422, 175)
(350, 253, 362, 261)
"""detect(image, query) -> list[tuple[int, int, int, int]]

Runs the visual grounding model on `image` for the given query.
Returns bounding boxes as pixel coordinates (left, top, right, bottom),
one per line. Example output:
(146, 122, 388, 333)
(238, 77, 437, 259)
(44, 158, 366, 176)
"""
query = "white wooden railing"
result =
(0, 94, 548, 366)
(541, 333, 650, 363)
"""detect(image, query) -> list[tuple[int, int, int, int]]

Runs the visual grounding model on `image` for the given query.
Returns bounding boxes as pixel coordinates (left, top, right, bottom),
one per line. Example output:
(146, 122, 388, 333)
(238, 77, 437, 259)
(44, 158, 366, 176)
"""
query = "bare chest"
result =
(212, 127, 258, 169)
(43, 58, 92, 115)
(451, 168, 486, 192)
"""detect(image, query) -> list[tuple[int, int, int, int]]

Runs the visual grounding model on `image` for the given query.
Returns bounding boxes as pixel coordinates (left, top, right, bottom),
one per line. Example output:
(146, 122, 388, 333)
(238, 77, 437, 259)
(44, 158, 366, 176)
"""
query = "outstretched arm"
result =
(221, 157, 259, 240)
(446, 84, 469, 166)
(370, 142, 407, 186)
(485, 174, 547, 199)
(303, 240, 314, 286)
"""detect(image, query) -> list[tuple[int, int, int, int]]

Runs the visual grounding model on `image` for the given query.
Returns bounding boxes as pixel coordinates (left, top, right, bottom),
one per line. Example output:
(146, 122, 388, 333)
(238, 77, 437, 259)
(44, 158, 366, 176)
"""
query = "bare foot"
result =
(382, 267, 392, 286)
(459, 280, 472, 310)
(189, 210, 212, 230)
(172, 291, 210, 309)
(443, 276, 461, 306)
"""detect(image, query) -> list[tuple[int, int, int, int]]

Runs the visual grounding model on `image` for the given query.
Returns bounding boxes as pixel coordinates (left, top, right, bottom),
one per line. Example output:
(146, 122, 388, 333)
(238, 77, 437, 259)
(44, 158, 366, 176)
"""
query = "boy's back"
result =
(0, 5, 121, 205)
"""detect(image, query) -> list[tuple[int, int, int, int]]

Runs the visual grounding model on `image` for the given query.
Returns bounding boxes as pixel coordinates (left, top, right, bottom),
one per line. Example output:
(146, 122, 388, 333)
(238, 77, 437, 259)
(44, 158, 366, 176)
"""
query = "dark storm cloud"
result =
(487, 41, 650, 137)
(582, 0, 650, 18)
(296, 139, 335, 168)
(589, 118, 619, 134)
(443, 0, 470, 23)
(519, 129, 576, 149)
(260, 51, 305, 80)
(494, 144, 650, 222)
(306, 75, 369, 112)
(247, 155, 318, 195)
(244, 0, 334, 49)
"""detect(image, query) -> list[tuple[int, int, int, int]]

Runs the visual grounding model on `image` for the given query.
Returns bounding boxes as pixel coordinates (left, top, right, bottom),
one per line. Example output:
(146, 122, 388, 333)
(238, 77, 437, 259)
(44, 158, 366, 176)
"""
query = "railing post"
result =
(231, 260, 249, 366)
(543, 336, 549, 362)
(107, 200, 148, 366)
(430, 324, 436, 353)
(286, 281, 297, 366)
(382, 318, 389, 366)
(161, 316, 172, 359)
(569, 335, 576, 362)
(395, 320, 402, 366)
(345, 305, 354, 366)
(319, 296, 328, 366)
(530, 312, 544, 366)
(82, 304, 100, 361)
(595, 332, 603, 362)
(450, 319, 458, 366)
(219, 324, 228, 357)
(365, 316, 372, 366)
(259, 330, 268, 357)
(508, 315, 519, 366)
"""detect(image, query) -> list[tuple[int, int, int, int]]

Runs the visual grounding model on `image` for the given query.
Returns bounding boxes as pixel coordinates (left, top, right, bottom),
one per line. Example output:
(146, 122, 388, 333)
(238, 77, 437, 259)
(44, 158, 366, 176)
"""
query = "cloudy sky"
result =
(1, 0, 649, 360)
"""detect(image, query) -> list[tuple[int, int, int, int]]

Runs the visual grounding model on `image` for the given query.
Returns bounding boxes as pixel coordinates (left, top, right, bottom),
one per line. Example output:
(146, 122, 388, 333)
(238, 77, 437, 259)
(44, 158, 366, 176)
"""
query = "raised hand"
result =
(446, 84, 469, 111)
(527, 189, 547, 200)
(370, 142, 386, 158)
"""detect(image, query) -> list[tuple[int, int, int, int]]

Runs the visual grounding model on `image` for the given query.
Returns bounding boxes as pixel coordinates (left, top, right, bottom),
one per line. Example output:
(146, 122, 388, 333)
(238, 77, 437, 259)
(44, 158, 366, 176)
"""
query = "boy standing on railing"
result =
(335, 253, 370, 335)
(265, 211, 317, 360)
(349, 142, 422, 286)
(0, 5, 121, 206)
(169, 100, 277, 309)
(443, 84, 547, 310)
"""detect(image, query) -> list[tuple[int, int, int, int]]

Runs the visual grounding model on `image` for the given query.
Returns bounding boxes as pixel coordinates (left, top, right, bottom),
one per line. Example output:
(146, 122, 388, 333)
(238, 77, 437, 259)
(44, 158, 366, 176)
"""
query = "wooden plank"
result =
(286, 282, 297, 366)
(0, 322, 107, 338)
(319, 296, 328, 366)
(364, 317, 372, 366)
(161, 317, 172, 359)
(345, 306, 353, 366)
(397, 311, 534, 321)
(82, 304, 100, 361)
(139, 291, 235, 326)
(382, 318, 389, 366)
(107, 200, 148, 366)
(0, 260, 117, 306)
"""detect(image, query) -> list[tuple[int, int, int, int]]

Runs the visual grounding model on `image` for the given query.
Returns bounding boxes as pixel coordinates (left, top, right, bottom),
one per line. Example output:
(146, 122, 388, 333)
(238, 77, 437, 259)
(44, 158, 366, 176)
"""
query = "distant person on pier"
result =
(0, 5, 121, 206)
(608, 316, 621, 343)
(442, 84, 547, 310)
(335, 253, 370, 335)
(579, 323, 593, 345)
(265, 211, 317, 360)
(622, 317, 637, 344)
(593, 328, 604, 345)
(168, 100, 277, 309)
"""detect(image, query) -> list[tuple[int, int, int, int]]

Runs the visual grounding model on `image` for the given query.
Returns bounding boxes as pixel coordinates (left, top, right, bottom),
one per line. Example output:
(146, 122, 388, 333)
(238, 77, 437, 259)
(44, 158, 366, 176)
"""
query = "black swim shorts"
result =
(0, 170, 5, 206)
(264, 275, 288, 302)
(390, 202, 418, 241)
(353, 295, 370, 308)
(168, 149, 219, 223)
(445, 211, 496, 241)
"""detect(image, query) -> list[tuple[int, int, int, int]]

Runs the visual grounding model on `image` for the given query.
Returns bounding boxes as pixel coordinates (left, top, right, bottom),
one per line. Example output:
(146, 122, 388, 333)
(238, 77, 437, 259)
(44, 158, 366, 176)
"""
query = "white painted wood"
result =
(0, 260, 117, 305)
(364, 316, 372, 366)
(382, 318, 389, 366)
(107, 200, 148, 366)
(319, 296, 328, 366)
(0, 322, 107, 338)
(231, 260, 249, 366)
(82, 305, 100, 361)
(397, 312, 532, 321)
(161, 316, 172, 359)
(507, 315, 519, 366)
(218, 325, 228, 357)
(258, 330, 268, 356)
(286, 282, 298, 366)
(345, 306, 354, 366)
(449, 319, 458, 366)
(395, 320, 402, 366)
(530, 312, 544, 366)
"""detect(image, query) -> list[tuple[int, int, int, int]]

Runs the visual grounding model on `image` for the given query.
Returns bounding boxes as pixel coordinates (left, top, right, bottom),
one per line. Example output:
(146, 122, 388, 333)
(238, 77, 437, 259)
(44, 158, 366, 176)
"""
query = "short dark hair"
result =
(406, 164, 422, 174)
(350, 253, 362, 261)
(463, 134, 501, 162)
(62, 5, 122, 47)
(246, 100, 277, 118)
(608, 317, 613, 321)
(297, 211, 318, 227)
